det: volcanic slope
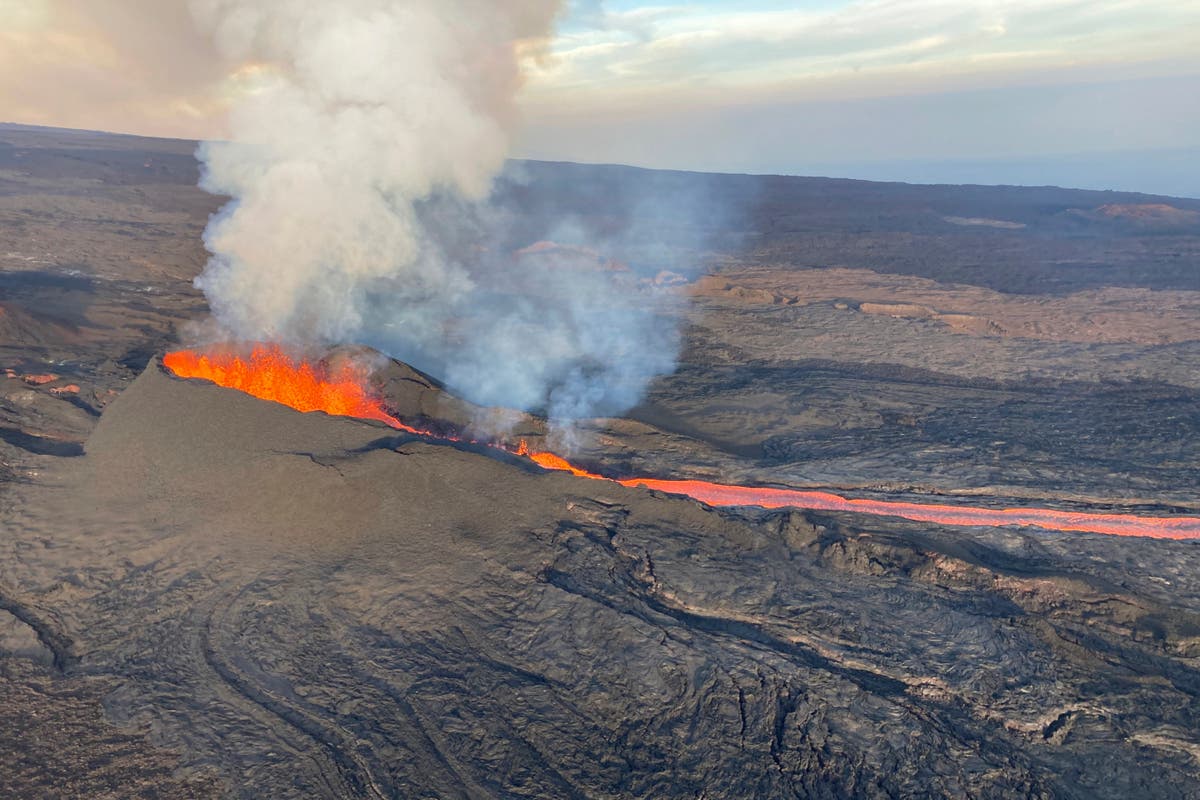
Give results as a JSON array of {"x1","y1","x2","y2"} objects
[{"x1": 3, "y1": 360, "x2": 1200, "y2": 798}]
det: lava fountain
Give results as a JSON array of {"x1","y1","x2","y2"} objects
[
  {"x1": 162, "y1": 345, "x2": 418, "y2": 432},
  {"x1": 163, "y1": 346, "x2": 1200, "y2": 541}
]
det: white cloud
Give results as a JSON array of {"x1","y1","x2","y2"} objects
[{"x1": 523, "y1": 0, "x2": 1200, "y2": 109}]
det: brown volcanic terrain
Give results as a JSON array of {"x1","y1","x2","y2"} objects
[
  {"x1": 2, "y1": 124, "x2": 1200, "y2": 797},
  {"x1": 689, "y1": 268, "x2": 1200, "y2": 345}
]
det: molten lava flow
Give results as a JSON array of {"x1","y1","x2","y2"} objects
[
  {"x1": 515, "y1": 440, "x2": 606, "y2": 478},
  {"x1": 604, "y1": 480, "x2": 1200, "y2": 540},
  {"x1": 162, "y1": 345, "x2": 419, "y2": 432},
  {"x1": 163, "y1": 346, "x2": 1200, "y2": 541},
  {"x1": 501, "y1": 452, "x2": 1200, "y2": 541}
]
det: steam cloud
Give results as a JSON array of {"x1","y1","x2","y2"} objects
[{"x1": 188, "y1": 0, "x2": 681, "y2": 440}]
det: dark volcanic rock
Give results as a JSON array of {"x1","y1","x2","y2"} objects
[
  {"x1": 1, "y1": 362, "x2": 1198, "y2": 798},
  {"x1": 4, "y1": 125, "x2": 1200, "y2": 798}
]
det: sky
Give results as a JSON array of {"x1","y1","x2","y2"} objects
[{"x1": 2, "y1": 0, "x2": 1199, "y2": 196}]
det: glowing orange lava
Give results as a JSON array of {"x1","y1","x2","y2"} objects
[
  {"x1": 162, "y1": 344, "x2": 418, "y2": 432},
  {"x1": 601, "y1": 480, "x2": 1200, "y2": 540},
  {"x1": 164, "y1": 347, "x2": 1200, "y2": 540},
  {"x1": 515, "y1": 440, "x2": 606, "y2": 478}
]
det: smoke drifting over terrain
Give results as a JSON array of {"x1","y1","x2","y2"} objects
[{"x1": 187, "y1": 0, "x2": 681, "y2": 437}]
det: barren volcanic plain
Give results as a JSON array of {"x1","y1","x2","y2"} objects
[{"x1": 3, "y1": 123, "x2": 1200, "y2": 798}]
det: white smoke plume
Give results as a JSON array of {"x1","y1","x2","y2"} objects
[{"x1": 187, "y1": 0, "x2": 683, "y2": 440}]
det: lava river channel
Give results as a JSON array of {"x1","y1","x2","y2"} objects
[{"x1": 162, "y1": 346, "x2": 1200, "y2": 541}]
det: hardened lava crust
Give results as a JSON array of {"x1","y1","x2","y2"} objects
[{"x1": 3, "y1": 124, "x2": 1200, "y2": 798}]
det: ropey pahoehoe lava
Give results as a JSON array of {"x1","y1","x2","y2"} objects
[{"x1": 163, "y1": 344, "x2": 1200, "y2": 540}]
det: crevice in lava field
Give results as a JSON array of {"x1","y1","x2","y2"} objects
[{"x1": 0, "y1": 587, "x2": 76, "y2": 673}]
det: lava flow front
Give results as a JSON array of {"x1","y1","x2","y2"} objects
[{"x1": 163, "y1": 346, "x2": 1200, "y2": 540}]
